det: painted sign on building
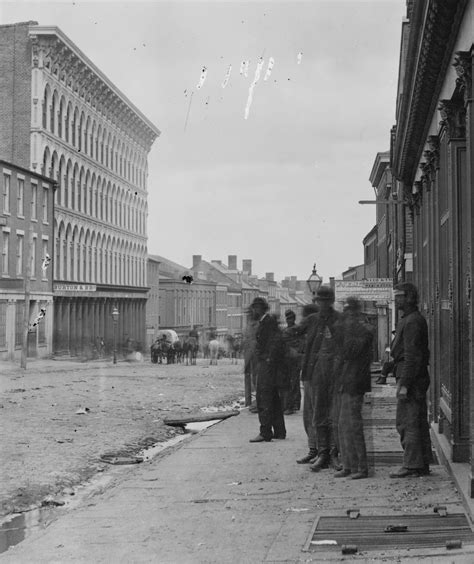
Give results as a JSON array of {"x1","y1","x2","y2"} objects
[{"x1": 335, "y1": 278, "x2": 393, "y2": 306}]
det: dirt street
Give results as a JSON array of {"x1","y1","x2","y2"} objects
[{"x1": 0, "y1": 358, "x2": 245, "y2": 520}]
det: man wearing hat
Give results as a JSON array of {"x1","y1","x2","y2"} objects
[
  {"x1": 389, "y1": 282, "x2": 432, "y2": 477},
  {"x1": 334, "y1": 297, "x2": 374, "y2": 479},
  {"x1": 249, "y1": 297, "x2": 287, "y2": 443},
  {"x1": 306, "y1": 286, "x2": 343, "y2": 472},
  {"x1": 282, "y1": 309, "x2": 303, "y2": 415}
]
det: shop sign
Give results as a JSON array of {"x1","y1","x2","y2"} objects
[
  {"x1": 335, "y1": 278, "x2": 393, "y2": 304},
  {"x1": 54, "y1": 283, "x2": 97, "y2": 292}
]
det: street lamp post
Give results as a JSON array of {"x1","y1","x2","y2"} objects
[
  {"x1": 307, "y1": 263, "x2": 322, "y2": 303},
  {"x1": 111, "y1": 306, "x2": 119, "y2": 364}
]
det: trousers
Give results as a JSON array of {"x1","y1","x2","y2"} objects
[
  {"x1": 311, "y1": 355, "x2": 337, "y2": 456},
  {"x1": 256, "y1": 360, "x2": 285, "y2": 440},
  {"x1": 283, "y1": 360, "x2": 301, "y2": 411},
  {"x1": 396, "y1": 393, "x2": 432, "y2": 469},
  {"x1": 302, "y1": 379, "x2": 317, "y2": 452},
  {"x1": 338, "y1": 393, "x2": 367, "y2": 473}
]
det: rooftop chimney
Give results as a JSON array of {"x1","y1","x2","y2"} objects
[
  {"x1": 265, "y1": 272, "x2": 274, "y2": 282},
  {"x1": 242, "y1": 259, "x2": 252, "y2": 275},
  {"x1": 228, "y1": 255, "x2": 237, "y2": 270},
  {"x1": 192, "y1": 255, "x2": 202, "y2": 268}
]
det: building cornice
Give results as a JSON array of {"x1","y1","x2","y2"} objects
[
  {"x1": 28, "y1": 25, "x2": 161, "y2": 148},
  {"x1": 369, "y1": 151, "x2": 390, "y2": 188},
  {"x1": 393, "y1": 0, "x2": 468, "y2": 185}
]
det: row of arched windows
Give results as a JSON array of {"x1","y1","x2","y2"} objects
[
  {"x1": 43, "y1": 147, "x2": 147, "y2": 235},
  {"x1": 42, "y1": 83, "x2": 148, "y2": 189},
  {"x1": 55, "y1": 220, "x2": 147, "y2": 287}
]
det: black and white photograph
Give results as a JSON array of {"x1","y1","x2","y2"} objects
[{"x1": 1, "y1": 0, "x2": 474, "y2": 561}]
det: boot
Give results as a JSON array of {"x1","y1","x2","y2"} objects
[
  {"x1": 297, "y1": 450, "x2": 318, "y2": 464},
  {"x1": 309, "y1": 454, "x2": 329, "y2": 472},
  {"x1": 334, "y1": 469, "x2": 351, "y2": 478},
  {"x1": 330, "y1": 454, "x2": 343, "y2": 471}
]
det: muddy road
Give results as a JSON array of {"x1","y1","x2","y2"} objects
[{"x1": 0, "y1": 358, "x2": 245, "y2": 519}]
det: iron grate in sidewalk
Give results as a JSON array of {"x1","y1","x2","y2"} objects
[
  {"x1": 305, "y1": 513, "x2": 474, "y2": 552},
  {"x1": 363, "y1": 418, "x2": 395, "y2": 426},
  {"x1": 365, "y1": 450, "x2": 439, "y2": 465}
]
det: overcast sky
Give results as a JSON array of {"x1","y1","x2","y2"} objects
[{"x1": 1, "y1": 0, "x2": 406, "y2": 282}]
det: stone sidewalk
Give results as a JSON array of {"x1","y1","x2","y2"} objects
[{"x1": 2, "y1": 377, "x2": 474, "y2": 563}]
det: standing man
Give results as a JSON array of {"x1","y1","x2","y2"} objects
[
  {"x1": 249, "y1": 297, "x2": 286, "y2": 443},
  {"x1": 389, "y1": 282, "x2": 432, "y2": 478},
  {"x1": 243, "y1": 311, "x2": 258, "y2": 410},
  {"x1": 308, "y1": 286, "x2": 343, "y2": 472},
  {"x1": 282, "y1": 309, "x2": 303, "y2": 415},
  {"x1": 335, "y1": 297, "x2": 374, "y2": 480},
  {"x1": 295, "y1": 303, "x2": 320, "y2": 464}
]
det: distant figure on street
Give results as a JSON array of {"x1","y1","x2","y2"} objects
[
  {"x1": 249, "y1": 297, "x2": 287, "y2": 443},
  {"x1": 389, "y1": 282, "x2": 432, "y2": 478},
  {"x1": 281, "y1": 309, "x2": 303, "y2": 415},
  {"x1": 334, "y1": 297, "x2": 374, "y2": 480},
  {"x1": 376, "y1": 330, "x2": 396, "y2": 385}
]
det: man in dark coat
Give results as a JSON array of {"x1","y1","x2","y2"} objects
[
  {"x1": 281, "y1": 309, "x2": 303, "y2": 415},
  {"x1": 308, "y1": 286, "x2": 343, "y2": 472},
  {"x1": 389, "y1": 282, "x2": 432, "y2": 477},
  {"x1": 334, "y1": 297, "x2": 374, "y2": 480},
  {"x1": 294, "y1": 303, "x2": 320, "y2": 464},
  {"x1": 249, "y1": 297, "x2": 287, "y2": 443}
]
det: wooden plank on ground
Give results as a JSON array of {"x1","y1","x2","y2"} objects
[{"x1": 164, "y1": 410, "x2": 240, "y2": 426}]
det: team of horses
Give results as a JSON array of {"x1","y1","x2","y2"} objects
[
  {"x1": 150, "y1": 334, "x2": 242, "y2": 366},
  {"x1": 150, "y1": 336, "x2": 199, "y2": 365}
]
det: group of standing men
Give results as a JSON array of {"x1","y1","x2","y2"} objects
[{"x1": 247, "y1": 281, "x2": 432, "y2": 480}]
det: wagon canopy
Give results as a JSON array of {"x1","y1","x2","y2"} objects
[{"x1": 156, "y1": 329, "x2": 179, "y2": 344}]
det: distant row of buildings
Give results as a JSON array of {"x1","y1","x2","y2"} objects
[{"x1": 147, "y1": 253, "x2": 316, "y2": 347}]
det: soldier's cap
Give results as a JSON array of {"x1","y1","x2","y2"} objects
[
  {"x1": 393, "y1": 282, "x2": 419, "y2": 302},
  {"x1": 251, "y1": 296, "x2": 269, "y2": 310},
  {"x1": 285, "y1": 309, "x2": 296, "y2": 318},
  {"x1": 315, "y1": 286, "x2": 335, "y2": 302}
]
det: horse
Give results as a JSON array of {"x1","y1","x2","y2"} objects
[
  {"x1": 151, "y1": 339, "x2": 172, "y2": 364},
  {"x1": 150, "y1": 340, "x2": 161, "y2": 364},
  {"x1": 173, "y1": 340, "x2": 183, "y2": 364},
  {"x1": 183, "y1": 336, "x2": 198, "y2": 365},
  {"x1": 209, "y1": 339, "x2": 220, "y2": 365},
  {"x1": 225, "y1": 334, "x2": 242, "y2": 364}
]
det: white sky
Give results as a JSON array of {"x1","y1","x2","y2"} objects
[{"x1": 0, "y1": 0, "x2": 406, "y2": 282}]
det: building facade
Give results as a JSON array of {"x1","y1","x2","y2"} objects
[
  {"x1": 391, "y1": 1, "x2": 474, "y2": 503},
  {"x1": 0, "y1": 22, "x2": 160, "y2": 356},
  {"x1": 0, "y1": 160, "x2": 55, "y2": 361}
]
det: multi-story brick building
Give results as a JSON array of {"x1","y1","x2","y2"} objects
[
  {"x1": 381, "y1": 0, "x2": 474, "y2": 512},
  {"x1": 0, "y1": 160, "x2": 55, "y2": 361},
  {"x1": 0, "y1": 22, "x2": 160, "y2": 355}
]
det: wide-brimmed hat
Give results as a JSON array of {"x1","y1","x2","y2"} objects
[
  {"x1": 251, "y1": 297, "x2": 269, "y2": 311},
  {"x1": 315, "y1": 286, "x2": 335, "y2": 302}
]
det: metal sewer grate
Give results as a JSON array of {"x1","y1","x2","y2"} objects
[{"x1": 306, "y1": 513, "x2": 474, "y2": 552}]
